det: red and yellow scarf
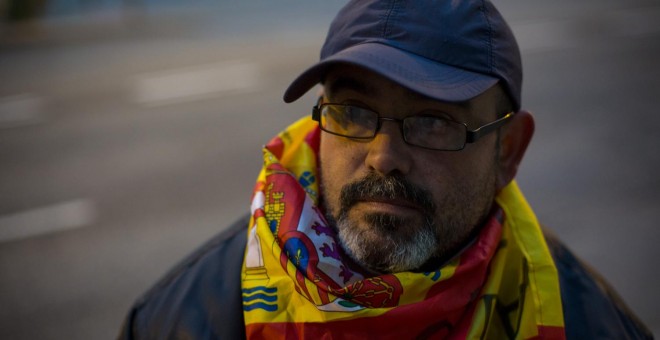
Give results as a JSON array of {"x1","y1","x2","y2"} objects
[{"x1": 242, "y1": 116, "x2": 565, "y2": 339}]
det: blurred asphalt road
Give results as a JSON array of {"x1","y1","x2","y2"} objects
[{"x1": 0, "y1": 0, "x2": 659, "y2": 338}]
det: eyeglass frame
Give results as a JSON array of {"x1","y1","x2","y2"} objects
[{"x1": 311, "y1": 103, "x2": 516, "y2": 151}]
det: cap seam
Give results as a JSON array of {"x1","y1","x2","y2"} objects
[
  {"x1": 480, "y1": 0, "x2": 494, "y2": 75},
  {"x1": 382, "y1": 0, "x2": 401, "y2": 38}
]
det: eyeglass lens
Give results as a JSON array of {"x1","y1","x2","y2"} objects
[{"x1": 320, "y1": 104, "x2": 467, "y2": 150}]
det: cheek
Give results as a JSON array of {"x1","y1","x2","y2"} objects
[
  {"x1": 448, "y1": 138, "x2": 499, "y2": 175},
  {"x1": 320, "y1": 135, "x2": 367, "y2": 173},
  {"x1": 418, "y1": 149, "x2": 496, "y2": 200},
  {"x1": 319, "y1": 136, "x2": 364, "y2": 213}
]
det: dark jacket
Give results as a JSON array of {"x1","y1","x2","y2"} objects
[{"x1": 118, "y1": 215, "x2": 653, "y2": 339}]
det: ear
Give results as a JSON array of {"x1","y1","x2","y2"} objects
[{"x1": 496, "y1": 110, "x2": 535, "y2": 191}]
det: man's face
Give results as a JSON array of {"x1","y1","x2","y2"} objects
[{"x1": 319, "y1": 65, "x2": 503, "y2": 274}]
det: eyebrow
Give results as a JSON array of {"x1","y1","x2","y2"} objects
[{"x1": 325, "y1": 75, "x2": 378, "y2": 98}]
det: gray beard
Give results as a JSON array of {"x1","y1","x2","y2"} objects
[{"x1": 334, "y1": 212, "x2": 438, "y2": 274}]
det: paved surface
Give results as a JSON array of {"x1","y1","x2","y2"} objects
[{"x1": 0, "y1": 0, "x2": 658, "y2": 338}]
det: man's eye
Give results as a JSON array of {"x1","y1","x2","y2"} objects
[
  {"x1": 416, "y1": 116, "x2": 450, "y2": 132},
  {"x1": 341, "y1": 107, "x2": 371, "y2": 126},
  {"x1": 326, "y1": 106, "x2": 347, "y2": 121}
]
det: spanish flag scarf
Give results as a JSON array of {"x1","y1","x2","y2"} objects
[{"x1": 242, "y1": 116, "x2": 566, "y2": 339}]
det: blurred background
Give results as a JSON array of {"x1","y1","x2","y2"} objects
[{"x1": 0, "y1": 0, "x2": 658, "y2": 338}]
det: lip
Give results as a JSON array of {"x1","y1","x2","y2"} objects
[{"x1": 354, "y1": 197, "x2": 423, "y2": 214}]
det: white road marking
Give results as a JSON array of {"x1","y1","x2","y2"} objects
[
  {"x1": 133, "y1": 60, "x2": 260, "y2": 107},
  {"x1": 0, "y1": 199, "x2": 97, "y2": 243},
  {"x1": 0, "y1": 94, "x2": 45, "y2": 129}
]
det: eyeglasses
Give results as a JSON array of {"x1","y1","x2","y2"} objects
[{"x1": 312, "y1": 104, "x2": 515, "y2": 151}]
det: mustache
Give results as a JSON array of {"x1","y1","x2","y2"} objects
[{"x1": 339, "y1": 172, "x2": 436, "y2": 215}]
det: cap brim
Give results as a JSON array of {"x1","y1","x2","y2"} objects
[{"x1": 283, "y1": 42, "x2": 499, "y2": 104}]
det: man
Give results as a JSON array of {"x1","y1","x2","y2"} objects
[{"x1": 119, "y1": 1, "x2": 652, "y2": 339}]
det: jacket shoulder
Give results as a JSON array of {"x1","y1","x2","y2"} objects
[
  {"x1": 118, "y1": 214, "x2": 250, "y2": 340},
  {"x1": 543, "y1": 229, "x2": 653, "y2": 339}
]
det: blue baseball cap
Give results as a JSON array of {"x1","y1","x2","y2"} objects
[{"x1": 283, "y1": 0, "x2": 522, "y2": 111}]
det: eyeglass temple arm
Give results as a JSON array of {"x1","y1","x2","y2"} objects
[
  {"x1": 311, "y1": 94, "x2": 327, "y2": 118},
  {"x1": 465, "y1": 112, "x2": 515, "y2": 143},
  {"x1": 312, "y1": 105, "x2": 322, "y2": 121}
]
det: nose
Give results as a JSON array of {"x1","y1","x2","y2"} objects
[{"x1": 364, "y1": 120, "x2": 413, "y2": 176}]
